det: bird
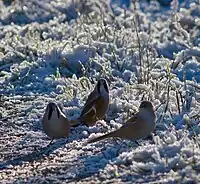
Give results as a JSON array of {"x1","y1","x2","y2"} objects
[
  {"x1": 87, "y1": 101, "x2": 156, "y2": 144},
  {"x1": 42, "y1": 102, "x2": 71, "y2": 145},
  {"x1": 71, "y1": 78, "x2": 110, "y2": 127}
]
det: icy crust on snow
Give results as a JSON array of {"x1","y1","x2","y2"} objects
[{"x1": 0, "y1": 0, "x2": 200, "y2": 183}]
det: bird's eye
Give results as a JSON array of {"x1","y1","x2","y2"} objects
[
  {"x1": 139, "y1": 102, "x2": 146, "y2": 108},
  {"x1": 142, "y1": 104, "x2": 146, "y2": 108}
]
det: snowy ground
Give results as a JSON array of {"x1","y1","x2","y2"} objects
[{"x1": 0, "y1": 0, "x2": 200, "y2": 183}]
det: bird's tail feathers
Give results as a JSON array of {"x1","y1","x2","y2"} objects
[{"x1": 87, "y1": 131, "x2": 114, "y2": 144}]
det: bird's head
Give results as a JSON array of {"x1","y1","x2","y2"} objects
[
  {"x1": 139, "y1": 101, "x2": 154, "y2": 112},
  {"x1": 96, "y1": 78, "x2": 109, "y2": 95},
  {"x1": 45, "y1": 102, "x2": 61, "y2": 120}
]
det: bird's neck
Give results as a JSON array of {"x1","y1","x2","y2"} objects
[
  {"x1": 139, "y1": 108, "x2": 155, "y2": 123},
  {"x1": 98, "y1": 89, "x2": 109, "y2": 98}
]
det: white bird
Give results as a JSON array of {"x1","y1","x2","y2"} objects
[{"x1": 42, "y1": 102, "x2": 71, "y2": 144}]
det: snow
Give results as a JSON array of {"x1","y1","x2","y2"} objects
[{"x1": 0, "y1": 0, "x2": 200, "y2": 183}]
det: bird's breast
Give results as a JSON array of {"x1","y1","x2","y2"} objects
[
  {"x1": 42, "y1": 115, "x2": 70, "y2": 138},
  {"x1": 139, "y1": 110, "x2": 155, "y2": 127}
]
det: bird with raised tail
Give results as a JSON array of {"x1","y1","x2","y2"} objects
[
  {"x1": 71, "y1": 78, "x2": 110, "y2": 127},
  {"x1": 42, "y1": 102, "x2": 71, "y2": 144},
  {"x1": 87, "y1": 101, "x2": 156, "y2": 144}
]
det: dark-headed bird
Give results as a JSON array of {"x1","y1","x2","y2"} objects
[{"x1": 71, "y1": 78, "x2": 110, "y2": 127}]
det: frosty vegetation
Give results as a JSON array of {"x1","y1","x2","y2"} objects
[{"x1": 0, "y1": 0, "x2": 200, "y2": 183}]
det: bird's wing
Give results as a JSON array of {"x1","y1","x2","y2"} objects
[
  {"x1": 71, "y1": 94, "x2": 99, "y2": 127},
  {"x1": 83, "y1": 90, "x2": 98, "y2": 108},
  {"x1": 120, "y1": 112, "x2": 144, "y2": 130},
  {"x1": 123, "y1": 113, "x2": 138, "y2": 124},
  {"x1": 80, "y1": 96, "x2": 100, "y2": 118}
]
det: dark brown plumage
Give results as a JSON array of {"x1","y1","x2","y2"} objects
[{"x1": 71, "y1": 78, "x2": 109, "y2": 127}]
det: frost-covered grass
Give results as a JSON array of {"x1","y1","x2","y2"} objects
[{"x1": 0, "y1": 0, "x2": 200, "y2": 183}]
